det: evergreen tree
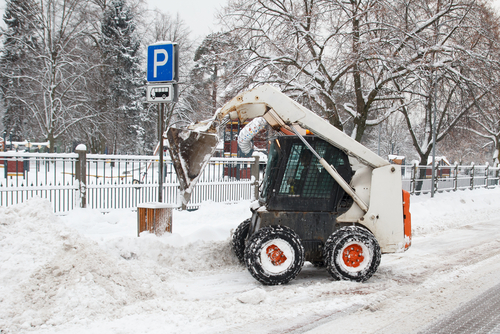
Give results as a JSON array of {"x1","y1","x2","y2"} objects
[
  {"x1": 100, "y1": 0, "x2": 144, "y2": 154},
  {"x1": 0, "y1": 0, "x2": 40, "y2": 141},
  {"x1": 185, "y1": 32, "x2": 248, "y2": 121}
]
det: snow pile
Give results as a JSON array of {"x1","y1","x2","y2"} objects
[
  {"x1": 0, "y1": 199, "x2": 250, "y2": 333},
  {"x1": 236, "y1": 288, "x2": 267, "y2": 304},
  {"x1": 410, "y1": 188, "x2": 500, "y2": 236},
  {"x1": 0, "y1": 198, "x2": 166, "y2": 331},
  {"x1": 1, "y1": 188, "x2": 500, "y2": 333}
]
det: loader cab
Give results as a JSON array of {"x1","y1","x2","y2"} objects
[{"x1": 260, "y1": 136, "x2": 353, "y2": 212}]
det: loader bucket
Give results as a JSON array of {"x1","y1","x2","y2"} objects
[{"x1": 166, "y1": 127, "x2": 219, "y2": 209}]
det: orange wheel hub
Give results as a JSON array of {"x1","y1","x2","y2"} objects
[
  {"x1": 342, "y1": 244, "x2": 364, "y2": 268},
  {"x1": 266, "y1": 244, "x2": 287, "y2": 266}
]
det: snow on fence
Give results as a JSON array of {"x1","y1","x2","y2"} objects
[
  {"x1": 0, "y1": 152, "x2": 258, "y2": 213},
  {"x1": 0, "y1": 151, "x2": 498, "y2": 213}
]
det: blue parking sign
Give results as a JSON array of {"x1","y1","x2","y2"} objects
[{"x1": 147, "y1": 43, "x2": 177, "y2": 82}]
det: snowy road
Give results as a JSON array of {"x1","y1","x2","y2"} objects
[
  {"x1": 309, "y1": 219, "x2": 500, "y2": 334},
  {"x1": 419, "y1": 281, "x2": 500, "y2": 333},
  {"x1": 2, "y1": 188, "x2": 500, "y2": 333}
]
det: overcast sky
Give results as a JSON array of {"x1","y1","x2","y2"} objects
[
  {"x1": 0, "y1": 0, "x2": 498, "y2": 42},
  {"x1": 150, "y1": 0, "x2": 500, "y2": 42},
  {"x1": 160, "y1": 0, "x2": 500, "y2": 42},
  {"x1": 147, "y1": 0, "x2": 226, "y2": 40},
  {"x1": 0, "y1": 0, "x2": 226, "y2": 40}
]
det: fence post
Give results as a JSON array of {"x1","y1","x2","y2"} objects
[
  {"x1": 251, "y1": 155, "x2": 260, "y2": 200},
  {"x1": 470, "y1": 162, "x2": 475, "y2": 190},
  {"x1": 434, "y1": 164, "x2": 439, "y2": 194},
  {"x1": 454, "y1": 162, "x2": 458, "y2": 191},
  {"x1": 411, "y1": 162, "x2": 417, "y2": 195},
  {"x1": 497, "y1": 166, "x2": 500, "y2": 187},
  {"x1": 75, "y1": 145, "x2": 87, "y2": 208},
  {"x1": 485, "y1": 162, "x2": 489, "y2": 188}
]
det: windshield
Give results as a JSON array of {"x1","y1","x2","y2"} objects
[
  {"x1": 260, "y1": 139, "x2": 280, "y2": 201},
  {"x1": 278, "y1": 141, "x2": 346, "y2": 198}
]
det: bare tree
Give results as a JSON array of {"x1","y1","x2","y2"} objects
[
  {"x1": 455, "y1": 4, "x2": 500, "y2": 165},
  {"x1": 218, "y1": 0, "x2": 464, "y2": 142},
  {"x1": 466, "y1": 90, "x2": 500, "y2": 165},
  {"x1": 1, "y1": 0, "x2": 101, "y2": 151},
  {"x1": 394, "y1": 0, "x2": 500, "y2": 185},
  {"x1": 362, "y1": 113, "x2": 416, "y2": 161}
]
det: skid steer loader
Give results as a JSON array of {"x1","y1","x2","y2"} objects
[{"x1": 167, "y1": 84, "x2": 411, "y2": 285}]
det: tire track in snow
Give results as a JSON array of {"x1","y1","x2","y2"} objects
[{"x1": 304, "y1": 219, "x2": 500, "y2": 334}]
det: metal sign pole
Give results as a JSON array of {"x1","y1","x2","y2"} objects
[
  {"x1": 146, "y1": 42, "x2": 178, "y2": 203},
  {"x1": 158, "y1": 103, "x2": 164, "y2": 202}
]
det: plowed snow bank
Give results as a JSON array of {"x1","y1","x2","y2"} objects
[{"x1": 2, "y1": 188, "x2": 500, "y2": 333}]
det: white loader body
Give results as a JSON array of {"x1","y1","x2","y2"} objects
[{"x1": 213, "y1": 84, "x2": 409, "y2": 253}]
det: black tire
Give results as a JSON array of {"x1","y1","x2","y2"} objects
[
  {"x1": 232, "y1": 218, "x2": 251, "y2": 264},
  {"x1": 324, "y1": 226, "x2": 381, "y2": 282},
  {"x1": 244, "y1": 225, "x2": 304, "y2": 285}
]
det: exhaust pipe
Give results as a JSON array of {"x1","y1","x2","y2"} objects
[{"x1": 237, "y1": 117, "x2": 267, "y2": 154}]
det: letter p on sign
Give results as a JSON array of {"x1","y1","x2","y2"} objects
[
  {"x1": 147, "y1": 43, "x2": 177, "y2": 82},
  {"x1": 154, "y1": 49, "x2": 168, "y2": 78}
]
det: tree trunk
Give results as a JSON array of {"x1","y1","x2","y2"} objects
[
  {"x1": 324, "y1": 97, "x2": 343, "y2": 130},
  {"x1": 415, "y1": 153, "x2": 430, "y2": 194},
  {"x1": 351, "y1": 10, "x2": 367, "y2": 143},
  {"x1": 47, "y1": 131, "x2": 55, "y2": 153}
]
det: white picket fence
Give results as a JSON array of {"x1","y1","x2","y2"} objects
[
  {"x1": 0, "y1": 152, "x2": 259, "y2": 213},
  {"x1": 1, "y1": 152, "x2": 498, "y2": 213},
  {"x1": 401, "y1": 163, "x2": 500, "y2": 194}
]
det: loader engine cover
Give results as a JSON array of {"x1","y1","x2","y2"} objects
[{"x1": 260, "y1": 136, "x2": 353, "y2": 213}]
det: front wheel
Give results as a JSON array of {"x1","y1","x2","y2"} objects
[
  {"x1": 325, "y1": 226, "x2": 381, "y2": 282},
  {"x1": 244, "y1": 225, "x2": 304, "y2": 285}
]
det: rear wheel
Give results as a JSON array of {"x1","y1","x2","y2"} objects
[
  {"x1": 325, "y1": 226, "x2": 381, "y2": 282},
  {"x1": 244, "y1": 225, "x2": 304, "y2": 285},
  {"x1": 232, "y1": 218, "x2": 251, "y2": 264}
]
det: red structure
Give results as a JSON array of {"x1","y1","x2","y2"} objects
[
  {"x1": 222, "y1": 120, "x2": 268, "y2": 180},
  {"x1": 223, "y1": 120, "x2": 268, "y2": 157}
]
